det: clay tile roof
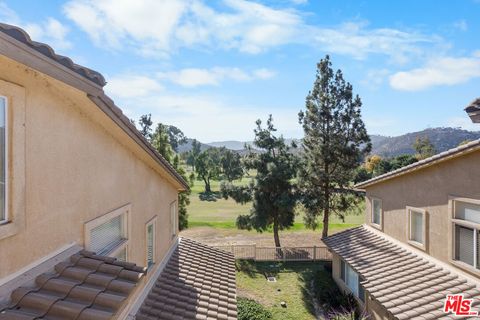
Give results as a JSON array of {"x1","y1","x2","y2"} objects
[
  {"x1": 0, "y1": 23, "x2": 106, "y2": 87},
  {"x1": 0, "y1": 250, "x2": 146, "y2": 320},
  {"x1": 324, "y1": 226, "x2": 480, "y2": 320},
  {"x1": 136, "y1": 238, "x2": 237, "y2": 320},
  {"x1": 355, "y1": 139, "x2": 480, "y2": 189}
]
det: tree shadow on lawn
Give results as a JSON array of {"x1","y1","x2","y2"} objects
[{"x1": 236, "y1": 260, "x2": 329, "y2": 317}]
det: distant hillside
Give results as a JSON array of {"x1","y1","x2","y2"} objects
[
  {"x1": 370, "y1": 127, "x2": 480, "y2": 157},
  {"x1": 179, "y1": 127, "x2": 480, "y2": 157},
  {"x1": 206, "y1": 141, "x2": 253, "y2": 150},
  {"x1": 177, "y1": 139, "x2": 212, "y2": 153}
]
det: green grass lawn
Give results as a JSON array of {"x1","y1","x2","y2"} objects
[
  {"x1": 236, "y1": 260, "x2": 330, "y2": 320},
  {"x1": 187, "y1": 177, "x2": 364, "y2": 233}
]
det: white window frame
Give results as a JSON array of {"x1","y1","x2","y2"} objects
[
  {"x1": 84, "y1": 204, "x2": 130, "y2": 259},
  {"x1": 170, "y1": 201, "x2": 177, "y2": 238},
  {"x1": 0, "y1": 95, "x2": 8, "y2": 225},
  {"x1": 370, "y1": 197, "x2": 382, "y2": 229},
  {"x1": 406, "y1": 206, "x2": 427, "y2": 250},
  {"x1": 450, "y1": 197, "x2": 480, "y2": 272},
  {"x1": 146, "y1": 216, "x2": 157, "y2": 268}
]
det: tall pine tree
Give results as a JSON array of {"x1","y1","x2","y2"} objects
[
  {"x1": 221, "y1": 115, "x2": 297, "y2": 247},
  {"x1": 298, "y1": 55, "x2": 371, "y2": 238}
]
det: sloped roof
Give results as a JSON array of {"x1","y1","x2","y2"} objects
[
  {"x1": 355, "y1": 139, "x2": 480, "y2": 189},
  {"x1": 0, "y1": 23, "x2": 105, "y2": 87},
  {"x1": 324, "y1": 226, "x2": 480, "y2": 320},
  {"x1": 0, "y1": 23, "x2": 189, "y2": 190},
  {"x1": 136, "y1": 238, "x2": 237, "y2": 320},
  {"x1": 0, "y1": 250, "x2": 146, "y2": 320}
]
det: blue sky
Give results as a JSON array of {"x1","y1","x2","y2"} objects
[{"x1": 1, "y1": 0, "x2": 479, "y2": 142}]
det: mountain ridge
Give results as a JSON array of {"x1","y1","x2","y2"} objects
[{"x1": 180, "y1": 127, "x2": 480, "y2": 158}]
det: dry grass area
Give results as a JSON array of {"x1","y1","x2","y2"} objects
[{"x1": 181, "y1": 227, "x2": 326, "y2": 247}]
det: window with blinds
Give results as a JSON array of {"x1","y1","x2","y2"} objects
[
  {"x1": 407, "y1": 207, "x2": 426, "y2": 248},
  {"x1": 90, "y1": 214, "x2": 126, "y2": 256},
  {"x1": 0, "y1": 97, "x2": 6, "y2": 223},
  {"x1": 146, "y1": 219, "x2": 156, "y2": 268},
  {"x1": 340, "y1": 259, "x2": 364, "y2": 301},
  {"x1": 453, "y1": 200, "x2": 480, "y2": 270},
  {"x1": 372, "y1": 198, "x2": 382, "y2": 226}
]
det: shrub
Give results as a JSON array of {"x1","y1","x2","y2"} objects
[
  {"x1": 237, "y1": 297, "x2": 272, "y2": 320},
  {"x1": 312, "y1": 271, "x2": 365, "y2": 319}
]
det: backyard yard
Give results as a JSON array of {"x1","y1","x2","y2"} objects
[
  {"x1": 181, "y1": 177, "x2": 364, "y2": 246},
  {"x1": 236, "y1": 260, "x2": 326, "y2": 320}
]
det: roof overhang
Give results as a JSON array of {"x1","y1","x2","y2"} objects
[{"x1": 466, "y1": 104, "x2": 480, "y2": 123}]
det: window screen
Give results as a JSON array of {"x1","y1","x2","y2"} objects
[
  {"x1": 410, "y1": 210, "x2": 424, "y2": 244},
  {"x1": 147, "y1": 222, "x2": 155, "y2": 268},
  {"x1": 90, "y1": 215, "x2": 125, "y2": 255},
  {"x1": 0, "y1": 97, "x2": 5, "y2": 222},
  {"x1": 372, "y1": 199, "x2": 381, "y2": 225},
  {"x1": 340, "y1": 260, "x2": 345, "y2": 281},
  {"x1": 455, "y1": 224, "x2": 474, "y2": 266}
]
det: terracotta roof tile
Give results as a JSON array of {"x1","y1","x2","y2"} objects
[
  {"x1": 136, "y1": 238, "x2": 237, "y2": 320},
  {"x1": 324, "y1": 226, "x2": 480, "y2": 319},
  {"x1": 0, "y1": 250, "x2": 146, "y2": 320}
]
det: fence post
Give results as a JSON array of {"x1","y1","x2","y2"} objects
[
  {"x1": 313, "y1": 246, "x2": 316, "y2": 261},
  {"x1": 283, "y1": 248, "x2": 286, "y2": 263},
  {"x1": 253, "y1": 244, "x2": 256, "y2": 261},
  {"x1": 231, "y1": 244, "x2": 234, "y2": 257}
]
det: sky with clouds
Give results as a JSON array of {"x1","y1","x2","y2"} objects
[{"x1": 1, "y1": 0, "x2": 479, "y2": 142}]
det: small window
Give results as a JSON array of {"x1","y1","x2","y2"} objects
[
  {"x1": 0, "y1": 97, "x2": 6, "y2": 224},
  {"x1": 452, "y1": 199, "x2": 480, "y2": 270},
  {"x1": 85, "y1": 205, "x2": 129, "y2": 259},
  {"x1": 146, "y1": 217, "x2": 157, "y2": 268},
  {"x1": 340, "y1": 259, "x2": 364, "y2": 302},
  {"x1": 170, "y1": 201, "x2": 177, "y2": 237},
  {"x1": 407, "y1": 207, "x2": 427, "y2": 249},
  {"x1": 371, "y1": 198, "x2": 382, "y2": 227}
]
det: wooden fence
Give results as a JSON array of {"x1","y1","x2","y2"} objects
[{"x1": 214, "y1": 244, "x2": 331, "y2": 262}]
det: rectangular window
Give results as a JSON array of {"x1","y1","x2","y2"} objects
[
  {"x1": 171, "y1": 201, "x2": 177, "y2": 237},
  {"x1": 407, "y1": 207, "x2": 426, "y2": 249},
  {"x1": 85, "y1": 205, "x2": 129, "y2": 259},
  {"x1": 0, "y1": 97, "x2": 6, "y2": 223},
  {"x1": 452, "y1": 199, "x2": 480, "y2": 270},
  {"x1": 371, "y1": 198, "x2": 382, "y2": 226},
  {"x1": 146, "y1": 217, "x2": 157, "y2": 268},
  {"x1": 340, "y1": 259, "x2": 364, "y2": 302}
]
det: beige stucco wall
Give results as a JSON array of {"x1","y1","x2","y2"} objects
[
  {"x1": 0, "y1": 55, "x2": 180, "y2": 279},
  {"x1": 364, "y1": 150, "x2": 480, "y2": 275}
]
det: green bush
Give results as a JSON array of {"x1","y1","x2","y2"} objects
[
  {"x1": 237, "y1": 297, "x2": 272, "y2": 320},
  {"x1": 312, "y1": 271, "x2": 359, "y2": 317}
]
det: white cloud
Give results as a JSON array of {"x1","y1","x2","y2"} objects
[
  {"x1": 361, "y1": 68, "x2": 390, "y2": 89},
  {"x1": 453, "y1": 20, "x2": 468, "y2": 31},
  {"x1": 24, "y1": 18, "x2": 72, "y2": 50},
  {"x1": 389, "y1": 53, "x2": 480, "y2": 91},
  {"x1": 0, "y1": 3, "x2": 71, "y2": 50},
  {"x1": 157, "y1": 67, "x2": 276, "y2": 87},
  {"x1": 63, "y1": 0, "x2": 438, "y2": 61},
  {"x1": 105, "y1": 75, "x2": 163, "y2": 98}
]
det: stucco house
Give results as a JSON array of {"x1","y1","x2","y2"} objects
[
  {"x1": 0, "y1": 23, "x2": 237, "y2": 320},
  {"x1": 324, "y1": 109, "x2": 480, "y2": 319}
]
